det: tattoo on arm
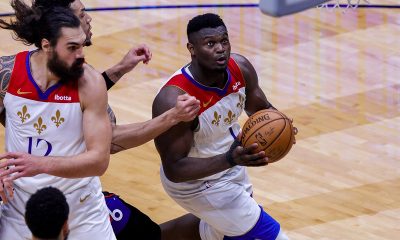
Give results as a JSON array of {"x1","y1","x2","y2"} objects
[
  {"x1": 107, "y1": 104, "x2": 117, "y2": 125},
  {"x1": 107, "y1": 70, "x2": 123, "y2": 83},
  {"x1": 0, "y1": 55, "x2": 15, "y2": 100}
]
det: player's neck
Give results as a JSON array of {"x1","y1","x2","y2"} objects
[
  {"x1": 189, "y1": 63, "x2": 227, "y2": 89},
  {"x1": 30, "y1": 50, "x2": 61, "y2": 92}
]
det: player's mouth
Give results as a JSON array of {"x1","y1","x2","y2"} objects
[{"x1": 216, "y1": 55, "x2": 227, "y2": 65}]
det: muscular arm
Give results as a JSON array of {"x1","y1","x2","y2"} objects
[
  {"x1": 0, "y1": 55, "x2": 15, "y2": 201},
  {"x1": 153, "y1": 87, "x2": 267, "y2": 183},
  {"x1": 153, "y1": 87, "x2": 232, "y2": 182},
  {"x1": 0, "y1": 55, "x2": 16, "y2": 113},
  {"x1": 231, "y1": 53, "x2": 276, "y2": 115},
  {"x1": 42, "y1": 65, "x2": 111, "y2": 177},
  {"x1": 111, "y1": 94, "x2": 199, "y2": 153}
]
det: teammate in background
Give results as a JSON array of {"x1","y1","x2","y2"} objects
[
  {"x1": 25, "y1": 187, "x2": 70, "y2": 240},
  {"x1": 0, "y1": 1, "x2": 115, "y2": 239},
  {"x1": 153, "y1": 13, "x2": 293, "y2": 239},
  {"x1": 34, "y1": 0, "x2": 152, "y2": 88}
]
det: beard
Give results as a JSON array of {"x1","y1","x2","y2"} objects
[{"x1": 47, "y1": 51, "x2": 85, "y2": 84}]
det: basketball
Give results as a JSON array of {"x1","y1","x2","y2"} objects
[{"x1": 241, "y1": 109, "x2": 296, "y2": 163}]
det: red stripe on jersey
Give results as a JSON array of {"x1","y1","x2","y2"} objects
[
  {"x1": 164, "y1": 58, "x2": 246, "y2": 114},
  {"x1": 8, "y1": 51, "x2": 80, "y2": 103}
]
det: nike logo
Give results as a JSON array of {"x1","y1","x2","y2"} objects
[
  {"x1": 80, "y1": 193, "x2": 91, "y2": 203},
  {"x1": 203, "y1": 96, "x2": 213, "y2": 108},
  {"x1": 17, "y1": 88, "x2": 32, "y2": 95}
]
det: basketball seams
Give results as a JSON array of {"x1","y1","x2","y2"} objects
[
  {"x1": 241, "y1": 109, "x2": 295, "y2": 163},
  {"x1": 263, "y1": 117, "x2": 287, "y2": 157},
  {"x1": 242, "y1": 117, "x2": 286, "y2": 149},
  {"x1": 271, "y1": 119, "x2": 294, "y2": 162}
]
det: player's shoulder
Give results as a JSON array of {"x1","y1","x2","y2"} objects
[
  {"x1": 79, "y1": 64, "x2": 104, "y2": 88},
  {"x1": 0, "y1": 55, "x2": 17, "y2": 99},
  {"x1": 231, "y1": 53, "x2": 252, "y2": 69},
  {"x1": 78, "y1": 64, "x2": 107, "y2": 107},
  {"x1": 0, "y1": 55, "x2": 17, "y2": 70},
  {"x1": 83, "y1": 63, "x2": 102, "y2": 80},
  {"x1": 156, "y1": 67, "x2": 187, "y2": 100},
  {"x1": 230, "y1": 53, "x2": 257, "y2": 82}
]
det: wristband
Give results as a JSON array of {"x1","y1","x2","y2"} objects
[
  {"x1": 226, "y1": 139, "x2": 241, "y2": 167},
  {"x1": 102, "y1": 71, "x2": 115, "y2": 90}
]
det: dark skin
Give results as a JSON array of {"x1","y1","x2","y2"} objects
[{"x1": 153, "y1": 25, "x2": 275, "y2": 184}]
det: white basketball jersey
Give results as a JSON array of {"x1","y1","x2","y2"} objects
[
  {"x1": 4, "y1": 51, "x2": 93, "y2": 194},
  {"x1": 163, "y1": 58, "x2": 246, "y2": 180}
]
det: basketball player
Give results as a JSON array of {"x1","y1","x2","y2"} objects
[
  {"x1": 153, "y1": 13, "x2": 292, "y2": 240},
  {"x1": 31, "y1": 0, "x2": 201, "y2": 153},
  {"x1": 25, "y1": 187, "x2": 70, "y2": 240},
  {"x1": 15, "y1": 1, "x2": 202, "y2": 239},
  {"x1": 0, "y1": 2, "x2": 116, "y2": 239}
]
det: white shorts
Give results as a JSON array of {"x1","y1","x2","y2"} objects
[
  {"x1": 0, "y1": 177, "x2": 116, "y2": 240},
  {"x1": 161, "y1": 166, "x2": 261, "y2": 240}
]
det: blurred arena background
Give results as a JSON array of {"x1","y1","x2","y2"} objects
[{"x1": 1, "y1": 1, "x2": 399, "y2": 239}]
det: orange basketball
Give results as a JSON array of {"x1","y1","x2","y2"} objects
[{"x1": 241, "y1": 109, "x2": 296, "y2": 163}]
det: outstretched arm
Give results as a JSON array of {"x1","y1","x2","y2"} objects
[
  {"x1": 104, "y1": 44, "x2": 152, "y2": 88},
  {"x1": 111, "y1": 94, "x2": 200, "y2": 153}
]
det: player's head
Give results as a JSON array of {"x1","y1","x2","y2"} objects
[
  {"x1": 0, "y1": 1, "x2": 86, "y2": 82},
  {"x1": 25, "y1": 187, "x2": 70, "y2": 240},
  {"x1": 186, "y1": 13, "x2": 230, "y2": 72},
  {"x1": 33, "y1": 0, "x2": 93, "y2": 46}
]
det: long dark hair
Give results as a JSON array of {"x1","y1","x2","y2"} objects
[{"x1": 0, "y1": 0, "x2": 80, "y2": 48}]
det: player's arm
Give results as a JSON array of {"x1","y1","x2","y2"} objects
[
  {"x1": 0, "y1": 55, "x2": 16, "y2": 115},
  {"x1": 231, "y1": 53, "x2": 276, "y2": 116},
  {"x1": 0, "y1": 55, "x2": 15, "y2": 202},
  {"x1": 234, "y1": 53, "x2": 298, "y2": 141},
  {"x1": 0, "y1": 65, "x2": 111, "y2": 179},
  {"x1": 103, "y1": 44, "x2": 152, "y2": 89},
  {"x1": 110, "y1": 94, "x2": 199, "y2": 153},
  {"x1": 153, "y1": 87, "x2": 268, "y2": 183}
]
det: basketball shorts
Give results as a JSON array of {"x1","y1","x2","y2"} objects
[
  {"x1": 103, "y1": 191, "x2": 161, "y2": 240},
  {"x1": 0, "y1": 177, "x2": 116, "y2": 240},
  {"x1": 161, "y1": 166, "x2": 282, "y2": 240}
]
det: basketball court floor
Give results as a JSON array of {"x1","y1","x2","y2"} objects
[{"x1": 0, "y1": 1, "x2": 399, "y2": 239}]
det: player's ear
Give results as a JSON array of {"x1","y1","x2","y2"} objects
[
  {"x1": 41, "y1": 38, "x2": 51, "y2": 53},
  {"x1": 187, "y1": 42, "x2": 195, "y2": 56},
  {"x1": 62, "y1": 220, "x2": 69, "y2": 238}
]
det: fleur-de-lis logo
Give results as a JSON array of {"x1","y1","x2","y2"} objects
[
  {"x1": 237, "y1": 95, "x2": 245, "y2": 109},
  {"x1": 17, "y1": 105, "x2": 30, "y2": 123},
  {"x1": 224, "y1": 110, "x2": 236, "y2": 125},
  {"x1": 211, "y1": 111, "x2": 221, "y2": 126},
  {"x1": 51, "y1": 110, "x2": 64, "y2": 127},
  {"x1": 33, "y1": 117, "x2": 47, "y2": 134}
]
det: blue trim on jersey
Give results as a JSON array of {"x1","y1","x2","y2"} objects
[
  {"x1": 223, "y1": 206, "x2": 280, "y2": 240},
  {"x1": 26, "y1": 51, "x2": 61, "y2": 101},
  {"x1": 229, "y1": 127, "x2": 237, "y2": 140},
  {"x1": 181, "y1": 66, "x2": 231, "y2": 97}
]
